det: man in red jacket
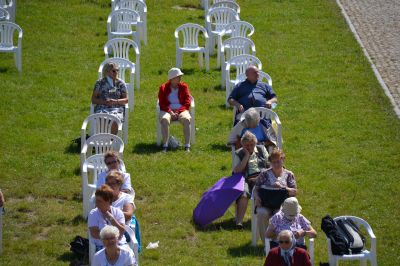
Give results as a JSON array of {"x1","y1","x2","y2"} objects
[{"x1": 158, "y1": 68, "x2": 192, "y2": 152}]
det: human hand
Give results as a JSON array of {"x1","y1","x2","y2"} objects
[
  {"x1": 265, "y1": 101, "x2": 272, "y2": 109},
  {"x1": 237, "y1": 104, "x2": 244, "y2": 113},
  {"x1": 170, "y1": 111, "x2": 179, "y2": 121},
  {"x1": 255, "y1": 197, "x2": 262, "y2": 208},
  {"x1": 294, "y1": 229, "x2": 305, "y2": 239},
  {"x1": 273, "y1": 182, "x2": 284, "y2": 188}
]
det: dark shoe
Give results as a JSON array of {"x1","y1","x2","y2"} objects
[
  {"x1": 161, "y1": 146, "x2": 168, "y2": 153},
  {"x1": 185, "y1": 147, "x2": 190, "y2": 152},
  {"x1": 236, "y1": 223, "x2": 243, "y2": 230}
]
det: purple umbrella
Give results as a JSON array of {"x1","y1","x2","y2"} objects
[{"x1": 193, "y1": 173, "x2": 245, "y2": 227}]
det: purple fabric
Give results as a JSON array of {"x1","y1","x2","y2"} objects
[
  {"x1": 193, "y1": 173, "x2": 245, "y2": 227},
  {"x1": 270, "y1": 210, "x2": 311, "y2": 245}
]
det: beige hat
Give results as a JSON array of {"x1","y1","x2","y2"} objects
[
  {"x1": 281, "y1": 197, "x2": 302, "y2": 219},
  {"x1": 168, "y1": 67, "x2": 184, "y2": 80}
]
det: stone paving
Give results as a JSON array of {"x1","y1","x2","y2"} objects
[{"x1": 338, "y1": 0, "x2": 400, "y2": 115}]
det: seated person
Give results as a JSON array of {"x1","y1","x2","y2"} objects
[
  {"x1": 93, "y1": 225, "x2": 137, "y2": 266},
  {"x1": 228, "y1": 65, "x2": 277, "y2": 123},
  {"x1": 232, "y1": 131, "x2": 269, "y2": 228},
  {"x1": 89, "y1": 185, "x2": 127, "y2": 251},
  {"x1": 266, "y1": 197, "x2": 317, "y2": 249},
  {"x1": 254, "y1": 149, "x2": 297, "y2": 243},
  {"x1": 158, "y1": 67, "x2": 192, "y2": 152},
  {"x1": 264, "y1": 230, "x2": 312, "y2": 266},
  {"x1": 227, "y1": 107, "x2": 277, "y2": 151},
  {"x1": 91, "y1": 62, "x2": 128, "y2": 134},
  {"x1": 96, "y1": 151, "x2": 133, "y2": 195}
]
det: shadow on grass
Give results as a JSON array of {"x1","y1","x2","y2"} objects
[
  {"x1": 209, "y1": 143, "x2": 230, "y2": 152},
  {"x1": 71, "y1": 215, "x2": 86, "y2": 226},
  {"x1": 64, "y1": 140, "x2": 80, "y2": 154},
  {"x1": 194, "y1": 218, "x2": 251, "y2": 232},
  {"x1": 227, "y1": 241, "x2": 265, "y2": 257},
  {"x1": 0, "y1": 67, "x2": 9, "y2": 73},
  {"x1": 132, "y1": 143, "x2": 161, "y2": 154},
  {"x1": 180, "y1": 68, "x2": 195, "y2": 75},
  {"x1": 213, "y1": 84, "x2": 223, "y2": 91},
  {"x1": 57, "y1": 251, "x2": 87, "y2": 266}
]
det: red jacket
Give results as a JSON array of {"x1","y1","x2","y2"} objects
[
  {"x1": 264, "y1": 247, "x2": 311, "y2": 266},
  {"x1": 158, "y1": 81, "x2": 191, "y2": 113}
]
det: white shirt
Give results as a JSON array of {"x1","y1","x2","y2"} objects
[
  {"x1": 92, "y1": 245, "x2": 137, "y2": 266},
  {"x1": 88, "y1": 206, "x2": 126, "y2": 247},
  {"x1": 168, "y1": 88, "x2": 182, "y2": 110},
  {"x1": 112, "y1": 193, "x2": 135, "y2": 225}
]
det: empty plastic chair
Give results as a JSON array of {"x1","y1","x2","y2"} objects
[
  {"x1": 175, "y1": 23, "x2": 209, "y2": 71},
  {"x1": 0, "y1": 21, "x2": 22, "y2": 71},
  {"x1": 224, "y1": 20, "x2": 254, "y2": 39},
  {"x1": 220, "y1": 37, "x2": 256, "y2": 88},
  {"x1": 0, "y1": 0, "x2": 14, "y2": 21},
  {"x1": 107, "y1": 9, "x2": 142, "y2": 51},
  {"x1": 205, "y1": 7, "x2": 239, "y2": 67},
  {"x1": 209, "y1": 1, "x2": 240, "y2": 15},
  {"x1": 104, "y1": 38, "x2": 141, "y2": 91},
  {"x1": 225, "y1": 54, "x2": 262, "y2": 107},
  {"x1": 115, "y1": 0, "x2": 147, "y2": 45}
]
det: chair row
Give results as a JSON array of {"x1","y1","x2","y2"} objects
[
  {"x1": 0, "y1": 0, "x2": 15, "y2": 22},
  {"x1": 0, "y1": 21, "x2": 22, "y2": 71}
]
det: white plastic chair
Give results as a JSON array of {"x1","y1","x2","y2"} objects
[
  {"x1": 225, "y1": 54, "x2": 262, "y2": 107},
  {"x1": 202, "y1": 0, "x2": 236, "y2": 12},
  {"x1": 230, "y1": 107, "x2": 282, "y2": 163},
  {"x1": 0, "y1": 21, "x2": 22, "y2": 71},
  {"x1": 175, "y1": 23, "x2": 209, "y2": 71},
  {"x1": 223, "y1": 20, "x2": 254, "y2": 39},
  {"x1": 209, "y1": 1, "x2": 240, "y2": 15},
  {"x1": 156, "y1": 97, "x2": 196, "y2": 146},
  {"x1": 104, "y1": 38, "x2": 141, "y2": 91},
  {"x1": 80, "y1": 133, "x2": 124, "y2": 173},
  {"x1": 327, "y1": 216, "x2": 377, "y2": 266},
  {"x1": 115, "y1": 0, "x2": 147, "y2": 45},
  {"x1": 81, "y1": 154, "x2": 127, "y2": 218},
  {"x1": 220, "y1": 37, "x2": 256, "y2": 88},
  {"x1": 205, "y1": 7, "x2": 239, "y2": 67},
  {"x1": 99, "y1": 57, "x2": 136, "y2": 112},
  {"x1": 0, "y1": 7, "x2": 9, "y2": 21},
  {"x1": 81, "y1": 113, "x2": 123, "y2": 151},
  {"x1": 264, "y1": 236, "x2": 315, "y2": 265},
  {"x1": 0, "y1": 0, "x2": 14, "y2": 21},
  {"x1": 107, "y1": 9, "x2": 142, "y2": 51},
  {"x1": 236, "y1": 70, "x2": 272, "y2": 88}
]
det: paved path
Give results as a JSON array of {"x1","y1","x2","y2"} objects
[{"x1": 337, "y1": 0, "x2": 400, "y2": 117}]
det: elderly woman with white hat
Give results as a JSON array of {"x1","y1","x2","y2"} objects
[
  {"x1": 265, "y1": 197, "x2": 317, "y2": 249},
  {"x1": 158, "y1": 67, "x2": 192, "y2": 152}
]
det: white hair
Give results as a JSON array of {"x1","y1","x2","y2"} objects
[
  {"x1": 244, "y1": 108, "x2": 260, "y2": 126},
  {"x1": 278, "y1": 230, "x2": 293, "y2": 242},
  {"x1": 100, "y1": 225, "x2": 120, "y2": 240}
]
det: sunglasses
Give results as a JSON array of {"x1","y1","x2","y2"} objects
[
  {"x1": 105, "y1": 160, "x2": 118, "y2": 165},
  {"x1": 279, "y1": 240, "x2": 291, "y2": 244},
  {"x1": 111, "y1": 69, "x2": 119, "y2": 73}
]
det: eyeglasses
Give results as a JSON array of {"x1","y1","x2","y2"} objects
[
  {"x1": 279, "y1": 240, "x2": 291, "y2": 244},
  {"x1": 106, "y1": 181, "x2": 119, "y2": 187},
  {"x1": 105, "y1": 160, "x2": 118, "y2": 166},
  {"x1": 111, "y1": 69, "x2": 119, "y2": 73}
]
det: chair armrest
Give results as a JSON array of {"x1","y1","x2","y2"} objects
[{"x1": 264, "y1": 237, "x2": 271, "y2": 256}]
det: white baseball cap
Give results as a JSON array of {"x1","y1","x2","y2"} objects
[{"x1": 168, "y1": 67, "x2": 184, "y2": 80}]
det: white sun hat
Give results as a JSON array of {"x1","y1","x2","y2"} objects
[{"x1": 168, "y1": 67, "x2": 184, "y2": 80}]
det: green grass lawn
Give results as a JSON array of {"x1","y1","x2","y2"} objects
[{"x1": 0, "y1": 0, "x2": 399, "y2": 265}]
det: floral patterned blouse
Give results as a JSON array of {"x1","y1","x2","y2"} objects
[
  {"x1": 93, "y1": 77, "x2": 127, "y2": 113},
  {"x1": 270, "y1": 210, "x2": 311, "y2": 245},
  {"x1": 255, "y1": 168, "x2": 296, "y2": 189}
]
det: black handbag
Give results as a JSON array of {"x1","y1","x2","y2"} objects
[{"x1": 258, "y1": 188, "x2": 288, "y2": 209}]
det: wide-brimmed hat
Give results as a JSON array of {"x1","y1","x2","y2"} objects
[
  {"x1": 281, "y1": 197, "x2": 302, "y2": 219},
  {"x1": 168, "y1": 67, "x2": 184, "y2": 80}
]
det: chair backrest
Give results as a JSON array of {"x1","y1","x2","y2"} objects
[
  {"x1": 237, "y1": 70, "x2": 272, "y2": 86},
  {"x1": 83, "y1": 113, "x2": 122, "y2": 135},
  {"x1": 84, "y1": 133, "x2": 124, "y2": 156},
  {"x1": 224, "y1": 20, "x2": 254, "y2": 38},
  {"x1": 0, "y1": 7, "x2": 9, "y2": 21},
  {"x1": 104, "y1": 38, "x2": 139, "y2": 63},
  {"x1": 116, "y1": 0, "x2": 147, "y2": 18},
  {"x1": 214, "y1": 0, "x2": 235, "y2": 3},
  {"x1": 108, "y1": 9, "x2": 140, "y2": 33},
  {"x1": 333, "y1": 216, "x2": 373, "y2": 233},
  {"x1": 222, "y1": 37, "x2": 255, "y2": 62},
  {"x1": 226, "y1": 54, "x2": 262, "y2": 82},
  {"x1": 82, "y1": 154, "x2": 127, "y2": 184},
  {"x1": 206, "y1": 7, "x2": 239, "y2": 33},
  {"x1": 209, "y1": 1, "x2": 240, "y2": 14},
  {"x1": 175, "y1": 23, "x2": 208, "y2": 49},
  {"x1": 98, "y1": 57, "x2": 135, "y2": 84},
  {"x1": 0, "y1": 21, "x2": 22, "y2": 47}
]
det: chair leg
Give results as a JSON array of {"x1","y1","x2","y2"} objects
[
  {"x1": 16, "y1": 50, "x2": 22, "y2": 72},
  {"x1": 205, "y1": 50, "x2": 209, "y2": 71},
  {"x1": 251, "y1": 200, "x2": 258, "y2": 246},
  {"x1": 216, "y1": 36, "x2": 222, "y2": 68},
  {"x1": 176, "y1": 51, "x2": 182, "y2": 68},
  {"x1": 370, "y1": 255, "x2": 377, "y2": 266},
  {"x1": 198, "y1": 52, "x2": 203, "y2": 68}
]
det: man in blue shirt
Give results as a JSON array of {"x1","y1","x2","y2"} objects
[{"x1": 228, "y1": 66, "x2": 277, "y2": 121}]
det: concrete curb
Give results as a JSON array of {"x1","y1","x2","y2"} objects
[{"x1": 336, "y1": 0, "x2": 400, "y2": 118}]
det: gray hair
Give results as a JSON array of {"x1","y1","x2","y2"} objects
[
  {"x1": 244, "y1": 108, "x2": 260, "y2": 126},
  {"x1": 100, "y1": 225, "x2": 120, "y2": 240},
  {"x1": 278, "y1": 230, "x2": 293, "y2": 242},
  {"x1": 241, "y1": 131, "x2": 257, "y2": 145},
  {"x1": 245, "y1": 65, "x2": 259, "y2": 76},
  {"x1": 102, "y1": 62, "x2": 118, "y2": 78}
]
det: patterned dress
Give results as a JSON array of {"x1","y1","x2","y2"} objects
[{"x1": 93, "y1": 77, "x2": 127, "y2": 122}]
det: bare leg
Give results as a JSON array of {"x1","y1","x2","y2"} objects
[
  {"x1": 111, "y1": 122, "x2": 118, "y2": 135},
  {"x1": 236, "y1": 196, "x2": 248, "y2": 224},
  {"x1": 182, "y1": 119, "x2": 191, "y2": 146},
  {"x1": 160, "y1": 119, "x2": 170, "y2": 146}
]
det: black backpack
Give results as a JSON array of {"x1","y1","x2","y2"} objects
[
  {"x1": 70, "y1": 235, "x2": 89, "y2": 261},
  {"x1": 321, "y1": 215, "x2": 366, "y2": 255}
]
